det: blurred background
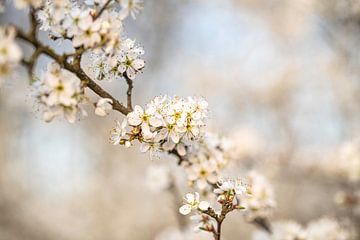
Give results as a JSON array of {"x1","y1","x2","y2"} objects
[{"x1": 0, "y1": 0, "x2": 360, "y2": 239}]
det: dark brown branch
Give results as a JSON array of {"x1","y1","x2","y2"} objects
[
  {"x1": 93, "y1": 0, "x2": 113, "y2": 20},
  {"x1": 16, "y1": 30, "x2": 131, "y2": 115},
  {"x1": 253, "y1": 217, "x2": 272, "y2": 234},
  {"x1": 124, "y1": 74, "x2": 134, "y2": 111}
]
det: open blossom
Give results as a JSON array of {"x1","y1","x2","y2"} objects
[
  {"x1": 184, "y1": 132, "x2": 231, "y2": 191},
  {"x1": 307, "y1": 218, "x2": 355, "y2": 240},
  {"x1": 110, "y1": 95, "x2": 208, "y2": 156},
  {"x1": 90, "y1": 38, "x2": 145, "y2": 81},
  {"x1": 253, "y1": 221, "x2": 307, "y2": 240},
  {"x1": 109, "y1": 119, "x2": 129, "y2": 146},
  {"x1": 242, "y1": 171, "x2": 276, "y2": 221},
  {"x1": 119, "y1": 0, "x2": 144, "y2": 19},
  {"x1": 95, "y1": 98, "x2": 113, "y2": 116},
  {"x1": 35, "y1": 62, "x2": 87, "y2": 123},
  {"x1": 179, "y1": 192, "x2": 210, "y2": 215},
  {"x1": 253, "y1": 218, "x2": 355, "y2": 240},
  {"x1": 0, "y1": 27, "x2": 22, "y2": 79},
  {"x1": 186, "y1": 160, "x2": 218, "y2": 190},
  {"x1": 214, "y1": 177, "x2": 250, "y2": 207},
  {"x1": 37, "y1": 1, "x2": 124, "y2": 50}
]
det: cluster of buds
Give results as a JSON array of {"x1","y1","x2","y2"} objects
[{"x1": 110, "y1": 95, "x2": 209, "y2": 155}]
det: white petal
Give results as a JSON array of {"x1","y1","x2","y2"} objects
[
  {"x1": 185, "y1": 193, "x2": 194, "y2": 203},
  {"x1": 95, "y1": 107, "x2": 107, "y2": 117},
  {"x1": 170, "y1": 131, "x2": 180, "y2": 143},
  {"x1": 149, "y1": 116, "x2": 163, "y2": 127},
  {"x1": 179, "y1": 204, "x2": 191, "y2": 215},
  {"x1": 199, "y1": 201, "x2": 210, "y2": 211},
  {"x1": 132, "y1": 59, "x2": 145, "y2": 70},
  {"x1": 140, "y1": 142, "x2": 150, "y2": 153},
  {"x1": 176, "y1": 144, "x2": 186, "y2": 156}
]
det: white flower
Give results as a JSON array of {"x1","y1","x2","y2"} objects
[
  {"x1": 110, "y1": 95, "x2": 209, "y2": 155},
  {"x1": 116, "y1": 38, "x2": 145, "y2": 80},
  {"x1": 0, "y1": 27, "x2": 22, "y2": 78},
  {"x1": 242, "y1": 171, "x2": 276, "y2": 220},
  {"x1": 307, "y1": 218, "x2": 354, "y2": 240},
  {"x1": 186, "y1": 160, "x2": 218, "y2": 190},
  {"x1": 127, "y1": 105, "x2": 162, "y2": 127},
  {"x1": 95, "y1": 98, "x2": 113, "y2": 116},
  {"x1": 36, "y1": 62, "x2": 86, "y2": 123},
  {"x1": 214, "y1": 178, "x2": 248, "y2": 196},
  {"x1": 110, "y1": 119, "x2": 128, "y2": 145},
  {"x1": 119, "y1": 0, "x2": 144, "y2": 19},
  {"x1": 179, "y1": 192, "x2": 209, "y2": 215},
  {"x1": 73, "y1": 18, "x2": 102, "y2": 48},
  {"x1": 254, "y1": 221, "x2": 307, "y2": 240}
]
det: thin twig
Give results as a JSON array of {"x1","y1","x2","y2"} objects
[
  {"x1": 124, "y1": 74, "x2": 134, "y2": 111},
  {"x1": 93, "y1": 0, "x2": 113, "y2": 20}
]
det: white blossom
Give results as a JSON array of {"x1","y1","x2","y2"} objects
[
  {"x1": 307, "y1": 218, "x2": 354, "y2": 240},
  {"x1": 110, "y1": 119, "x2": 128, "y2": 145},
  {"x1": 90, "y1": 38, "x2": 145, "y2": 81},
  {"x1": 0, "y1": 27, "x2": 22, "y2": 80},
  {"x1": 214, "y1": 177, "x2": 250, "y2": 207},
  {"x1": 184, "y1": 132, "x2": 231, "y2": 191},
  {"x1": 242, "y1": 171, "x2": 276, "y2": 221},
  {"x1": 253, "y1": 221, "x2": 307, "y2": 240},
  {"x1": 119, "y1": 0, "x2": 144, "y2": 19},
  {"x1": 35, "y1": 62, "x2": 87, "y2": 123},
  {"x1": 179, "y1": 192, "x2": 210, "y2": 215},
  {"x1": 111, "y1": 95, "x2": 209, "y2": 156}
]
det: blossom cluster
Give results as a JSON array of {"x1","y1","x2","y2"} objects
[
  {"x1": 253, "y1": 218, "x2": 355, "y2": 240},
  {"x1": 179, "y1": 192, "x2": 210, "y2": 215},
  {"x1": 184, "y1": 132, "x2": 231, "y2": 191},
  {"x1": 110, "y1": 95, "x2": 209, "y2": 155},
  {"x1": 36, "y1": 0, "x2": 143, "y2": 51},
  {"x1": 242, "y1": 171, "x2": 276, "y2": 221},
  {"x1": 214, "y1": 177, "x2": 250, "y2": 206},
  {"x1": 0, "y1": 26, "x2": 22, "y2": 81},
  {"x1": 90, "y1": 38, "x2": 145, "y2": 81},
  {"x1": 178, "y1": 177, "x2": 250, "y2": 232},
  {"x1": 35, "y1": 62, "x2": 87, "y2": 123}
]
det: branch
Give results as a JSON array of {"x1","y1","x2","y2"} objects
[
  {"x1": 16, "y1": 30, "x2": 131, "y2": 115},
  {"x1": 124, "y1": 74, "x2": 133, "y2": 111},
  {"x1": 93, "y1": 0, "x2": 113, "y2": 20}
]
